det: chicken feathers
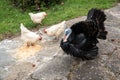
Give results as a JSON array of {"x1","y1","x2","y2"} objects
[
  {"x1": 20, "y1": 23, "x2": 42, "y2": 47},
  {"x1": 29, "y1": 12, "x2": 47, "y2": 24},
  {"x1": 44, "y1": 21, "x2": 66, "y2": 40}
]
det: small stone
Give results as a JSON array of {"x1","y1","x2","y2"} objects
[
  {"x1": 111, "y1": 39, "x2": 115, "y2": 42},
  {"x1": 32, "y1": 64, "x2": 36, "y2": 67}
]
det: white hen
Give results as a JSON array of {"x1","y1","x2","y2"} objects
[
  {"x1": 44, "y1": 21, "x2": 66, "y2": 40},
  {"x1": 29, "y1": 12, "x2": 47, "y2": 24},
  {"x1": 20, "y1": 23, "x2": 42, "y2": 47}
]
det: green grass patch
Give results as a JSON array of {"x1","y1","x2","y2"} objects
[{"x1": 0, "y1": 0, "x2": 118, "y2": 40}]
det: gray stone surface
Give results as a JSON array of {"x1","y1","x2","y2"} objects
[{"x1": 0, "y1": 3, "x2": 120, "y2": 80}]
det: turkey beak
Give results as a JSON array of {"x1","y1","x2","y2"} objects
[
  {"x1": 63, "y1": 28, "x2": 72, "y2": 42},
  {"x1": 63, "y1": 32, "x2": 71, "y2": 42},
  {"x1": 63, "y1": 35, "x2": 68, "y2": 42},
  {"x1": 63, "y1": 34, "x2": 70, "y2": 42}
]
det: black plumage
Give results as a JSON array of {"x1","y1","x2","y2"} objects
[{"x1": 60, "y1": 8, "x2": 107, "y2": 60}]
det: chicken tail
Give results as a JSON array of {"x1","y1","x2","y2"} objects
[
  {"x1": 60, "y1": 20, "x2": 66, "y2": 28},
  {"x1": 86, "y1": 8, "x2": 107, "y2": 40},
  {"x1": 20, "y1": 23, "x2": 30, "y2": 33},
  {"x1": 28, "y1": 12, "x2": 33, "y2": 16}
]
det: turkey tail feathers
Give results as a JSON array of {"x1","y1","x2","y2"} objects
[{"x1": 87, "y1": 8, "x2": 107, "y2": 40}]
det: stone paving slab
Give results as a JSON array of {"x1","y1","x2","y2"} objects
[{"x1": 0, "y1": 3, "x2": 120, "y2": 80}]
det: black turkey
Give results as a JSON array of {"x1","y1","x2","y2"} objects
[{"x1": 60, "y1": 8, "x2": 107, "y2": 60}]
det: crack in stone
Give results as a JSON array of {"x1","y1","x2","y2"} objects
[{"x1": 29, "y1": 74, "x2": 39, "y2": 80}]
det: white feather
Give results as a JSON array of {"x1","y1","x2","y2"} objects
[
  {"x1": 29, "y1": 12, "x2": 47, "y2": 24},
  {"x1": 45, "y1": 21, "x2": 66, "y2": 39},
  {"x1": 20, "y1": 23, "x2": 41, "y2": 43}
]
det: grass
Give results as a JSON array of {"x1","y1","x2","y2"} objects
[{"x1": 0, "y1": 0, "x2": 119, "y2": 40}]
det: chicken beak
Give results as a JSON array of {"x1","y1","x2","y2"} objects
[
  {"x1": 44, "y1": 29, "x2": 47, "y2": 33},
  {"x1": 45, "y1": 13, "x2": 47, "y2": 16},
  {"x1": 39, "y1": 36, "x2": 42, "y2": 40}
]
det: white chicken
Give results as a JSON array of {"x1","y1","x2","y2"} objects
[
  {"x1": 29, "y1": 12, "x2": 47, "y2": 24},
  {"x1": 20, "y1": 23, "x2": 42, "y2": 47},
  {"x1": 44, "y1": 21, "x2": 66, "y2": 40}
]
